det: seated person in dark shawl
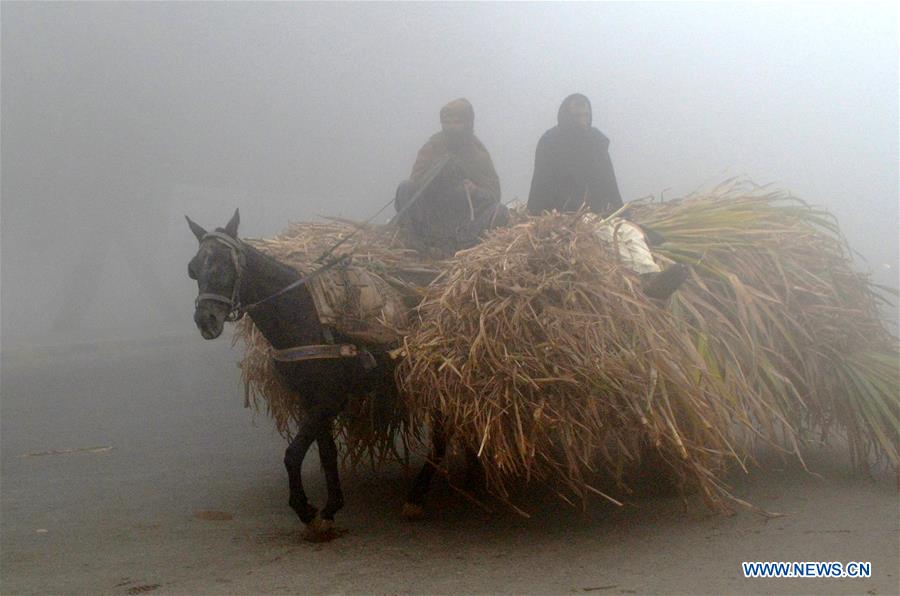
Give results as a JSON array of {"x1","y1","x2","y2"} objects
[
  {"x1": 395, "y1": 98, "x2": 508, "y2": 257},
  {"x1": 527, "y1": 93, "x2": 623, "y2": 215},
  {"x1": 528, "y1": 93, "x2": 687, "y2": 300}
]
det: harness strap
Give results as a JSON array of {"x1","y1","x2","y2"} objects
[
  {"x1": 272, "y1": 344, "x2": 359, "y2": 362},
  {"x1": 243, "y1": 253, "x2": 351, "y2": 312},
  {"x1": 196, "y1": 293, "x2": 234, "y2": 306},
  {"x1": 203, "y1": 230, "x2": 243, "y2": 253}
]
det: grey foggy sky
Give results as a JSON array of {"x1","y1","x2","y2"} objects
[{"x1": 1, "y1": 2, "x2": 897, "y2": 345}]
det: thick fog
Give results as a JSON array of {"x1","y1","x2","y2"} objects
[{"x1": 2, "y1": 2, "x2": 897, "y2": 347}]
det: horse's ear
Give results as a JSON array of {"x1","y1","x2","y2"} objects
[
  {"x1": 185, "y1": 215, "x2": 207, "y2": 242},
  {"x1": 224, "y1": 208, "x2": 240, "y2": 238}
]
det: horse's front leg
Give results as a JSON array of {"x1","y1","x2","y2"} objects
[{"x1": 284, "y1": 410, "x2": 331, "y2": 538}]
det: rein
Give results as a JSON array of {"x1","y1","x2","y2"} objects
[
  {"x1": 196, "y1": 157, "x2": 449, "y2": 321},
  {"x1": 195, "y1": 231, "x2": 352, "y2": 323}
]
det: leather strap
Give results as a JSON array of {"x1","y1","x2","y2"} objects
[{"x1": 272, "y1": 344, "x2": 358, "y2": 362}]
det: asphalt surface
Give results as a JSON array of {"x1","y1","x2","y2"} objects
[{"x1": 1, "y1": 338, "x2": 897, "y2": 595}]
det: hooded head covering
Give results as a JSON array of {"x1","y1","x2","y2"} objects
[
  {"x1": 557, "y1": 93, "x2": 593, "y2": 128},
  {"x1": 440, "y1": 98, "x2": 475, "y2": 135}
]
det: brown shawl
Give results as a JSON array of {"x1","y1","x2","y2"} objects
[{"x1": 410, "y1": 99, "x2": 501, "y2": 201}]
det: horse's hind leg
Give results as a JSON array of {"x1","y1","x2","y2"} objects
[
  {"x1": 317, "y1": 425, "x2": 344, "y2": 521},
  {"x1": 403, "y1": 412, "x2": 446, "y2": 520}
]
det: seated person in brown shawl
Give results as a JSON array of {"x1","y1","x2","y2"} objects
[
  {"x1": 528, "y1": 93, "x2": 687, "y2": 300},
  {"x1": 395, "y1": 98, "x2": 508, "y2": 257}
]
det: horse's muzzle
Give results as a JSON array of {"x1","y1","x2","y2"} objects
[{"x1": 194, "y1": 304, "x2": 226, "y2": 340}]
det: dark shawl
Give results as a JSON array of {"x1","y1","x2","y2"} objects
[{"x1": 527, "y1": 93, "x2": 622, "y2": 214}]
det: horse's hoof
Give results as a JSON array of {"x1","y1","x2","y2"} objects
[
  {"x1": 303, "y1": 516, "x2": 344, "y2": 543},
  {"x1": 401, "y1": 502, "x2": 425, "y2": 521}
]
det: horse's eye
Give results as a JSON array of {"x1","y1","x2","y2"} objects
[{"x1": 188, "y1": 262, "x2": 198, "y2": 280}]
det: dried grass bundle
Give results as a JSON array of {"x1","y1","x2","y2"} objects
[
  {"x1": 245, "y1": 218, "x2": 441, "y2": 293},
  {"x1": 629, "y1": 180, "x2": 899, "y2": 470},
  {"x1": 398, "y1": 180, "x2": 899, "y2": 510}
]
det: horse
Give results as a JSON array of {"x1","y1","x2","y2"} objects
[{"x1": 185, "y1": 210, "x2": 450, "y2": 539}]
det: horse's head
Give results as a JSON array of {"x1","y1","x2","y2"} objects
[{"x1": 186, "y1": 209, "x2": 243, "y2": 340}]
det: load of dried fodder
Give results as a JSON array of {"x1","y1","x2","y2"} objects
[{"x1": 397, "y1": 179, "x2": 899, "y2": 512}]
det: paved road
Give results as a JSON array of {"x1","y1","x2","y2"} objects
[{"x1": 1, "y1": 338, "x2": 897, "y2": 595}]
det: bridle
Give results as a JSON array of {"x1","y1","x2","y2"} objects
[{"x1": 195, "y1": 231, "x2": 246, "y2": 322}]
